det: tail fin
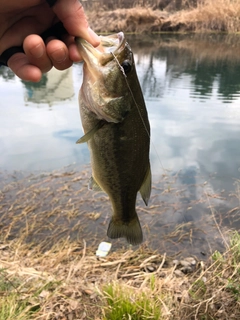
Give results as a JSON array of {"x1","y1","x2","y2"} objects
[{"x1": 107, "y1": 216, "x2": 143, "y2": 245}]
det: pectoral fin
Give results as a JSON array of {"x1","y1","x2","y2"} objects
[
  {"x1": 139, "y1": 164, "x2": 151, "y2": 206},
  {"x1": 76, "y1": 121, "x2": 105, "y2": 144},
  {"x1": 88, "y1": 176, "x2": 103, "y2": 192}
]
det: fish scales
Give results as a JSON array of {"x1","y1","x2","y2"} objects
[{"x1": 76, "y1": 32, "x2": 151, "y2": 245}]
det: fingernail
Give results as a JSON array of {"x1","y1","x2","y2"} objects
[
  {"x1": 30, "y1": 44, "x2": 44, "y2": 58},
  {"x1": 51, "y1": 48, "x2": 67, "y2": 63}
]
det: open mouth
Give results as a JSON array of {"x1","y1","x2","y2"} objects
[
  {"x1": 99, "y1": 32, "x2": 125, "y2": 54},
  {"x1": 76, "y1": 32, "x2": 125, "y2": 59}
]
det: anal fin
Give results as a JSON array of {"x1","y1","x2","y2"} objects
[{"x1": 139, "y1": 164, "x2": 151, "y2": 206}]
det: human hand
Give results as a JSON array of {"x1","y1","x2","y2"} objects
[{"x1": 0, "y1": 0, "x2": 100, "y2": 82}]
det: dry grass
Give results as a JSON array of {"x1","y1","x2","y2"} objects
[
  {"x1": 0, "y1": 168, "x2": 240, "y2": 318},
  {"x1": 85, "y1": 0, "x2": 240, "y2": 33},
  {"x1": 87, "y1": 7, "x2": 164, "y2": 33},
  {"x1": 166, "y1": 0, "x2": 240, "y2": 32},
  {"x1": 83, "y1": 0, "x2": 197, "y2": 11},
  {"x1": 0, "y1": 232, "x2": 240, "y2": 319}
]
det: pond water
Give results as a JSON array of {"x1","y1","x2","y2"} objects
[{"x1": 1, "y1": 34, "x2": 240, "y2": 258}]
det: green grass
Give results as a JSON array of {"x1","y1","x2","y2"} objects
[
  {"x1": 230, "y1": 231, "x2": 240, "y2": 263},
  {"x1": 0, "y1": 269, "x2": 62, "y2": 320},
  {"x1": 102, "y1": 282, "x2": 162, "y2": 320},
  {"x1": 189, "y1": 279, "x2": 207, "y2": 300},
  {"x1": 0, "y1": 294, "x2": 39, "y2": 320},
  {"x1": 185, "y1": 231, "x2": 240, "y2": 318},
  {"x1": 101, "y1": 232, "x2": 240, "y2": 320},
  {"x1": 1, "y1": 231, "x2": 240, "y2": 319},
  {"x1": 226, "y1": 280, "x2": 240, "y2": 300},
  {"x1": 0, "y1": 269, "x2": 40, "y2": 320}
]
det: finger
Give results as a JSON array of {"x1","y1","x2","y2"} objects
[
  {"x1": 7, "y1": 53, "x2": 42, "y2": 82},
  {"x1": 23, "y1": 35, "x2": 52, "y2": 73},
  {"x1": 46, "y1": 38, "x2": 72, "y2": 70},
  {"x1": 61, "y1": 34, "x2": 83, "y2": 62},
  {"x1": 53, "y1": 0, "x2": 100, "y2": 47},
  {"x1": 68, "y1": 42, "x2": 82, "y2": 62}
]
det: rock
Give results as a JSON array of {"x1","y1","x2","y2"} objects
[
  {"x1": 159, "y1": 272, "x2": 166, "y2": 278},
  {"x1": 172, "y1": 259, "x2": 179, "y2": 266},
  {"x1": 184, "y1": 257, "x2": 197, "y2": 266},
  {"x1": 180, "y1": 266, "x2": 193, "y2": 274},
  {"x1": 174, "y1": 269, "x2": 185, "y2": 277},
  {"x1": 179, "y1": 260, "x2": 191, "y2": 268},
  {"x1": 146, "y1": 265, "x2": 155, "y2": 272}
]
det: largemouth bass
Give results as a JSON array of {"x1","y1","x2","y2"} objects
[{"x1": 76, "y1": 32, "x2": 151, "y2": 245}]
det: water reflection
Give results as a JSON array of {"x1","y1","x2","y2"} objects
[
  {"x1": 132, "y1": 33, "x2": 240, "y2": 102},
  {"x1": 0, "y1": 65, "x2": 15, "y2": 80},
  {"x1": 1, "y1": 34, "x2": 240, "y2": 102},
  {"x1": 22, "y1": 68, "x2": 74, "y2": 105},
  {"x1": 1, "y1": 34, "x2": 240, "y2": 256}
]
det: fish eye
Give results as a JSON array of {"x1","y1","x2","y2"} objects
[{"x1": 121, "y1": 60, "x2": 132, "y2": 74}]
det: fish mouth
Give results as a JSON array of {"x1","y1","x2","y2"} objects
[{"x1": 76, "y1": 32, "x2": 126, "y2": 66}]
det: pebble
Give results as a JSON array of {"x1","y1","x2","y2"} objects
[
  {"x1": 184, "y1": 257, "x2": 197, "y2": 266},
  {"x1": 146, "y1": 265, "x2": 155, "y2": 272},
  {"x1": 159, "y1": 272, "x2": 166, "y2": 278},
  {"x1": 172, "y1": 257, "x2": 197, "y2": 274},
  {"x1": 172, "y1": 259, "x2": 179, "y2": 266},
  {"x1": 180, "y1": 266, "x2": 193, "y2": 274},
  {"x1": 174, "y1": 269, "x2": 185, "y2": 277},
  {"x1": 179, "y1": 260, "x2": 191, "y2": 268}
]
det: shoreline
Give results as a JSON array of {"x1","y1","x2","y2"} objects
[
  {"x1": 0, "y1": 233, "x2": 240, "y2": 319},
  {"x1": 0, "y1": 165, "x2": 233, "y2": 259},
  {"x1": 1, "y1": 166, "x2": 239, "y2": 318}
]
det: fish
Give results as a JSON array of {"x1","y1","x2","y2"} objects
[{"x1": 76, "y1": 32, "x2": 151, "y2": 245}]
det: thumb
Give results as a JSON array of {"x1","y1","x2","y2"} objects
[{"x1": 52, "y1": 0, "x2": 100, "y2": 46}]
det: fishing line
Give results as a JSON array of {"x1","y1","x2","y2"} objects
[
  {"x1": 111, "y1": 50, "x2": 166, "y2": 173},
  {"x1": 112, "y1": 51, "x2": 150, "y2": 136}
]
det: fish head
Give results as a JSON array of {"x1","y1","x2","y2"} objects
[{"x1": 76, "y1": 32, "x2": 136, "y2": 123}]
